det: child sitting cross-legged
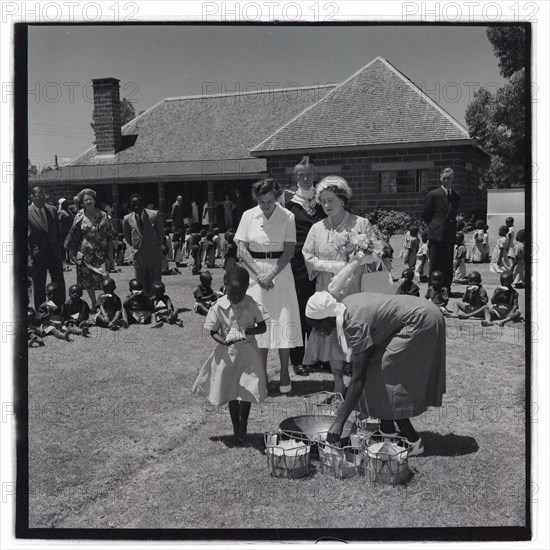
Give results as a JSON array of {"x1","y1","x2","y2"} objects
[
  {"x1": 39, "y1": 283, "x2": 72, "y2": 341},
  {"x1": 451, "y1": 271, "x2": 489, "y2": 319},
  {"x1": 150, "y1": 280, "x2": 183, "y2": 328},
  {"x1": 425, "y1": 270, "x2": 450, "y2": 314},
  {"x1": 95, "y1": 277, "x2": 128, "y2": 330},
  {"x1": 395, "y1": 268, "x2": 420, "y2": 297},
  {"x1": 482, "y1": 270, "x2": 522, "y2": 327},
  {"x1": 28, "y1": 297, "x2": 45, "y2": 347},
  {"x1": 193, "y1": 270, "x2": 220, "y2": 315},
  {"x1": 62, "y1": 284, "x2": 91, "y2": 337},
  {"x1": 192, "y1": 266, "x2": 269, "y2": 445},
  {"x1": 122, "y1": 278, "x2": 154, "y2": 325}
]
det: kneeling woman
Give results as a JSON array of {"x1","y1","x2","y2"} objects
[{"x1": 305, "y1": 291, "x2": 446, "y2": 455}]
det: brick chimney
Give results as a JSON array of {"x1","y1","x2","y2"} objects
[{"x1": 91, "y1": 77, "x2": 122, "y2": 155}]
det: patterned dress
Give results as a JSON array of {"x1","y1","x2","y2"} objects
[{"x1": 64, "y1": 210, "x2": 115, "y2": 290}]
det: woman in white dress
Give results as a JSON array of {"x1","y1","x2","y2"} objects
[
  {"x1": 235, "y1": 179, "x2": 302, "y2": 393},
  {"x1": 302, "y1": 175, "x2": 375, "y2": 395}
]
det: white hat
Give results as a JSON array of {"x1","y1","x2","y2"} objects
[{"x1": 306, "y1": 291, "x2": 339, "y2": 319}]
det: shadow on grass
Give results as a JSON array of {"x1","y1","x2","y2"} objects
[
  {"x1": 267, "y1": 379, "x2": 335, "y2": 397},
  {"x1": 417, "y1": 431, "x2": 479, "y2": 457}
]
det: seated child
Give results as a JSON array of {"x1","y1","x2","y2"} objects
[
  {"x1": 39, "y1": 283, "x2": 71, "y2": 341},
  {"x1": 96, "y1": 277, "x2": 128, "y2": 330},
  {"x1": 194, "y1": 270, "x2": 220, "y2": 315},
  {"x1": 490, "y1": 225, "x2": 511, "y2": 273},
  {"x1": 28, "y1": 299, "x2": 45, "y2": 347},
  {"x1": 150, "y1": 280, "x2": 183, "y2": 328},
  {"x1": 508, "y1": 229, "x2": 525, "y2": 288},
  {"x1": 467, "y1": 220, "x2": 485, "y2": 263},
  {"x1": 396, "y1": 268, "x2": 420, "y2": 297},
  {"x1": 212, "y1": 227, "x2": 223, "y2": 258},
  {"x1": 453, "y1": 232, "x2": 468, "y2": 284},
  {"x1": 202, "y1": 231, "x2": 216, "y2": 269},
  {"x1": 414, "y1": 230, "x2": 429, "y2": 282},
  {"x1": 400, "y1": 225, "x2": 420, "y2": 269},
  {"x1": 122, "y1": 279, "x2": 154, "y2": 325},
  {"x1": 223, "y1": 231, "x2": 238, "y2": 272},
  {"x1": 62, "y1": 284, "x2": 91, "y2": 337},
  {"x1": 482, "y1": 270, "x2": 522, "y2": 327},
  {"x1": 192, "y1": 266, "x2": 268, "y2": 444},
  {"x1": 425, "y1": 270, "x2": 450, "y2": 314},
  {"x1": 115, "y1": 233, "x2": 127, "y2": 266},
  {"x1": 189, "y1": 233, "x2": 202, "y2": 275},
  {"x1": 452, "y1": 271, "x2": 489, "y2": 319}
]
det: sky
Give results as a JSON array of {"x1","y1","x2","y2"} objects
[{"x1": 27, "y1": 24, "x2": 506, "y2": 168}]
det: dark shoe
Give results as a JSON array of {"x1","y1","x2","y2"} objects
[{"x1": 293, "y1": 364, "x2": 309, "y2": 376}]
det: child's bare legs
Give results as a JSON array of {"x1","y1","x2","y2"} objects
[
  {"x1": 151, "y1": 313, "x2": 163, "y2": 329},
  {"x1": 496, "y1": 311, "x2": 522, "y2": 327},
  {"x1": 482, "y1": 308, "x2": 497, "y2": 326},
  {"x1": 86, "y1": 289, "x2": 97, "y2": 310},
  {"x1": 330, "y1": 359, "x2": 346, "y2": 396},
  {"x1": 278, "y1": 348, "x2": 291, "y2": 388},
  {"x1": 66, "y1": 323, "x2": 90, "y2": 337},
  {"x1": 195, "y1": 303, "x2": 210, "y2": 316},
  {"x1": 49, "y1": 328, "x2": 71, "y2": 341}
]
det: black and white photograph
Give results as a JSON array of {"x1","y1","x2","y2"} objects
[{"x1": 3, "y1": 1, "x2": 548, "y2": 545}]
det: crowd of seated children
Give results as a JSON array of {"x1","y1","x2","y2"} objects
[
  {"x1": 150, "y1": 281, "x2": 183, "y2": 328},
  {"x1": 453, "y1": 232, "x2": 468, "y2": 284},
  {"x1": 63, "y1": 284, "x2": 91, "y2": 337},
  {"x1": 451, "y1": 271, "x2": 489, "y2": 319},
  {"x1": 425, "y1": 270, "x2": 450, "y2": 314},
  {"x1": 193, "y1": 270, "x2": 221, "y2": 315},
  {"x1": 396, "y1": 268, "x2": 420, "y2": 297},
  {"x1": 400, "y1": 225, "x2": 420, "y2": 269},
  {"x1": 95, "y1": 277, "x2": 128, "y2": 330}
]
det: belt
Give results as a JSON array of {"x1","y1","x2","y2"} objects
[{"x1": 249, "y1": 250, "x2": 283, "y2": 259}]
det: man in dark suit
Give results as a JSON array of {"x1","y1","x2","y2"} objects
[
  {"x1": 422, "y1": 167, "x2": 461, "y2": 292},
  {"x1": 28, "y1": 186, "x2": 66, "y2": 309},
  {"x1": 171, "y1": 195, "x2": 184, "y2": 233},
  {"x1": 123, "y1": 193, "x2": 164, "y2": 294}
]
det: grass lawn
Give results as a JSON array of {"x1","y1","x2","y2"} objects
[{"x1": 28, "y1": 233, "x2": 527, "y2": 531}]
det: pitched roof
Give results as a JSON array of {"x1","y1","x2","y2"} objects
[
  {"x1": 69, "y1": 85, "x2": 336, "y2": 167},
  {"x1": 251, "y1": 57, "x2": 471, "y2": 154}
]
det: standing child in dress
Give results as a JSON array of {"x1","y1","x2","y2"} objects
[
  {"x1": 63, "y1": 284, "x2": 91, "y2": 337},
  {"x1": 95, "y1": 277, "x2": 128, "y2": 330},
  {"x1": 203, "y1": 231, "x2": 216, "y2": 269},
  {"x1": 508, "y1": 229, "x2": 525, "y2": 288},
  {"x1": 482, "y1": 271, "x2": 522, "y2": 327},
  {"x1": 172, "y1": 231, "x2": 184, "y2": 267},
  {"x1": 415, "y1": 230, "x2": 430, "y2": 282},
  {"x1": 425, "y1": 270, "x2": 450, "y2": 314},
  {"x1": 192, "y1": 266, "x2": 269, "y2": 444},
  {"x1": 468, "y1": 220, "x2": 485, "y2": 263},
  {"x1": 189, "y1": 233, "x2": 202, "y2": 275},
  {"x1": 39, "y1": 283, "x2": 72, "y2": 341},
  {"x1": 490, "y1": 226, "x2": 511, "y2": 273},
  {"x1": 150, "y1": 280, "x2": 183, "y2": 328},
  {"x1": 122, "y1": 279, "x2": 154, "y2": 325},
  {"x1": 452, "y1": 271, "x2": 489, "y2": 319},
  {"x1": 396, "y1": 268, "x2": 420, "y2": 297},
  {"x1": 193, "y1": 270, "x2": 220, "y2": 315},
  {"x1": 453, "y1": 232, "x2": 468, "y2": 285},
  {"x1": 223, "y1": 231, "x2": 238, "y2": 273},
  {"x1": 115, "y1": 233, "x2": 127, "y2": 266},
  {"x1": 213, "y1": 227, "x2": 223, "y2": 259},
  {"x1": 505, "y1": 217, "x2": 515, "y2": 253},
  {"x1": 482, "y1": 224, "x2": 490, "y2": 262},
  {"x1": 400, "y1": 225, "x2": 420, "y2": 269}
]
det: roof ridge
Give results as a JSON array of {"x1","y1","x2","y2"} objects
[
  {"x1": 251, "y1": 57, "x2": 382, "y2": 152},
  {"x1": 378, "y1": 57, "x2": 470, "y2": 138},
  {"x1": 164, "y1": 84, "x2": 336, "y2": 102}
]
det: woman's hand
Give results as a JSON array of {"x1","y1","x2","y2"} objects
[
  {"x1": 257, "y1": 271, "x2": 275, "y2": 289},
  {"x1": 330, "y1": 260, "x2": 348, "y2": 274},
  {"x1": 326, "y1": 419, "x2": 345, "y2": 445}
]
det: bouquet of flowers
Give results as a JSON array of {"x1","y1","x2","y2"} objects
[{"x1": 328, "y1": 231, "x2": 385, "y2": 299}]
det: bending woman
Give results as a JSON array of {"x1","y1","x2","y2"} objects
[{"x1": 305, "y1": 291, "x2": 446, "y2": 455}]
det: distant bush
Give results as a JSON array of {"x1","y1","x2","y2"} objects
[{"x1": 365, "y1": 209, "x2": 416, "y2": 237}]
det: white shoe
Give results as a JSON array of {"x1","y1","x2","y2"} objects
[
  {"x1": 279, "y1": 384, "x2": 292, "y2": 394},
  {"x1": 404, "y1": 437, "x2": 424, "y2": 456}
]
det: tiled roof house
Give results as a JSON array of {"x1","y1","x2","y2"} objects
[{"x1": 31, "y1": 57, "x2": 490, "y2": 228}]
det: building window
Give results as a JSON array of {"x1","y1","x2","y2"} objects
[{"x1": 378, "y1": 169, "x2": 428, "y2": 193}]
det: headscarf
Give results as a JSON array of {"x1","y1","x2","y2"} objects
[{"x1": 305, "y1": 291, "x2": 350, "y2": 359}]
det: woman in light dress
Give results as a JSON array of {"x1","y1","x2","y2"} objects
[
  {"x1": 302, "y1": 175, "x2": 375, "y2": 395},
  {"x1": 235, "y1": 179, "x2": 302, "y2": 393}
]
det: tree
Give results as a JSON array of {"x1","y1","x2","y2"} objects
[
  {"x1": 465, "y1": 26, "x2": 527, "y2": 188},
  {"x1": 120, "y1": 97, "x2": 136, "y2": 126}
]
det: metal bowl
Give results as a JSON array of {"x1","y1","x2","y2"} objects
[{"x1": 278, "y1": 414, "x2": 356, "y2": 446}]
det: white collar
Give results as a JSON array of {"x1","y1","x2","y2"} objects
[
  {"x1": 217, "y1": 295, "x2": 231, "y2": 309},
  {"x1": 253, "y1": 203, "x2": 280, "y2": 219}
]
